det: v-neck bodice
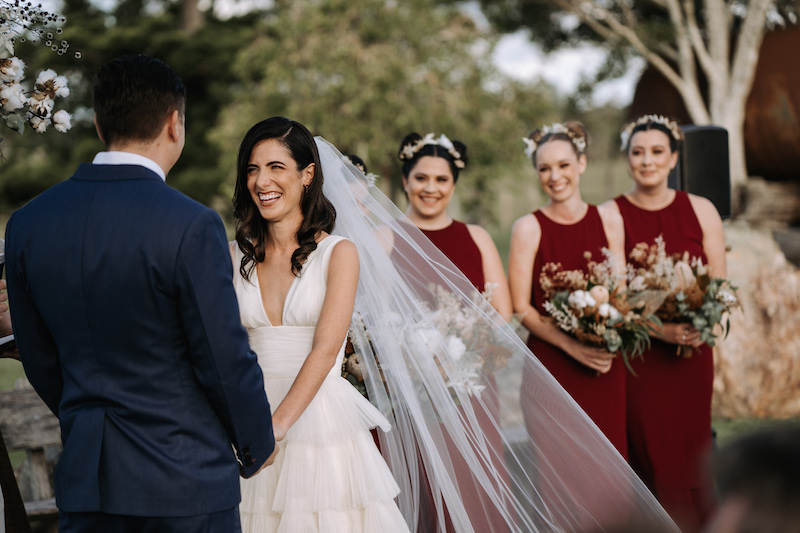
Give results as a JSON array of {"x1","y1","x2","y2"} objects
[{"x1": 231, "y1": 236, "x2": 346, "y2": 329}]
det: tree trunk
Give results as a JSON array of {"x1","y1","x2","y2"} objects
[
  {"x1": 181, "y1": 0, "x2": 204, "y2": 35},
  {"x1": 724, "y1": 118, "x2": 748, "y2": 190}
]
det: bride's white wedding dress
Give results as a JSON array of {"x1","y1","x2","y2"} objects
[{"x1": 233, "y1": 236, "x2": 410, "y2": 533}]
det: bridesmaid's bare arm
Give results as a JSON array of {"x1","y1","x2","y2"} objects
[
  {"x1": 467, "y1": 224, "x2": 513, "y2": 321},
  {"x1": 596, "y1": 203, "x2": 627, "y2": 283},
  {"x1": 508, "y1": 214, "x2": 613, "y2": 373},
  {"x1": 689, "y1": 194, "x2": 727, "y2": 278}
]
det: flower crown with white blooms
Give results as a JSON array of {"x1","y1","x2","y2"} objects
[
  {"x1": 399, "y1": 133, "x2": 466, "y2": 169},
  {"x1": 521, "y1": 123, "x2": 587, "y2": 159},
  {"x1": 620, "y1": 115, "x2": 683, "y2": 151}
]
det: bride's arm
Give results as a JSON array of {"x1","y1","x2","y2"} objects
[{"x1": 270, "y1": 240, "x2": 360, "y2": 441}]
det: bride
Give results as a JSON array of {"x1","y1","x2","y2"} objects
[
  {"x1": 231, "y1": 117, "x2": 678, "y2": 532},
  {"x1": 231, "y1": 118, "x2": 409, "y2": 532}
]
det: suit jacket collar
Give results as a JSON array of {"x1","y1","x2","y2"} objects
[
  {"x1": 92, "y1": 151, "x2": 166, "y2": 181},
  {"x1": 70, "y1": 163, "x2": 166, "y2": 183}
]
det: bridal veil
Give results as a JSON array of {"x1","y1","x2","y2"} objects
[{"x1": 314, "y1": 137, "x2": 677, "y2": 533}]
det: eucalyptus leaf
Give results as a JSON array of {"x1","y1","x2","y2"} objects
[{"x1": 4, "y1": 112, "x2": 24, "y2": 133}]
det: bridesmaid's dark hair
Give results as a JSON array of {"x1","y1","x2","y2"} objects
[
  {"x1": 233, "y1": 117, "x2": 336, "y2": 279},
  {"x1": 397, "y1": 132, "x2": 468, "y2": 183},
  {"x1": 525, "y1": 121, "x2": 589, "y2": 167},
  {"x1": 346, "y1": 154, "x2": 368, "y2": 174},
  {"x1": 623, "y1": 116, "x2": 683, "y2": 154}
]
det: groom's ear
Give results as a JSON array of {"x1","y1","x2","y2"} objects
[{"x1": 93, "y1": 114, "x2": 106, "y2": 144}]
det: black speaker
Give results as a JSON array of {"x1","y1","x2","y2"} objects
[{"x1": 668, "y1": 125, "x2": 731, "y2": 219}]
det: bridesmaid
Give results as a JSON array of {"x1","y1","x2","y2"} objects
[
  {"x1": 508, "y1": 121, "x2": 628, "y2": 457},
  {"x1": 398, "y1": 132, "x2": 512, "y2": 320},
  {"x1": 603, "y1": 115, "x2": 724, "y2": 532},
  {"x1": 397, "y1": 132, "x2": 513, "y2": 532}
]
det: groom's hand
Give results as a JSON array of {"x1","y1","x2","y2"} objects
[{"x1": 239, "y1": 444, "x2": 279, "y2": 479}]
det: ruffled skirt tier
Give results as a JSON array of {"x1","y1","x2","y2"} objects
[{"x1": 240, "y1": 326, "x2": 409, "y2": 533}]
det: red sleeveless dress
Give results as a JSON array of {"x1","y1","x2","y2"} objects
[
  {"x1": 521, "y1": 206, "x2": 628, "y2": 457},
  {"x1": 417, "y1": 220, "x2": 511, "y2": 533},
  {"x1": 420, "y1": 220, "x2": 485, "y2": 291},
  {"x1": 615, "y1": 192, "x2": 716, "y2": 532}
]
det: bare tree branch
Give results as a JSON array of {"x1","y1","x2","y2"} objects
[
  {"x1": 621, "y1": 0, "x2": 637, "y2": 28},
  {"x1": 657, "y1": 44, "x2": 680, "y2": 63},
  {"x1": 683, "y1": 0, "x2": 716, "y2": 77},
  {"x1": 559, "y1": 0, "x2": 711, "y2": 122},
  {"x1": 705, "y1": 0, "x2": 731, "y2": 76},
  {"x1": 662, "y1": 0, "x2": 712, "y2": 121},
  {"x1": 728, "y1": 0, "x2": 774, "y2": 107},
  {"x1": 664, "y1": 0, "x2": 695, "y2": 79}
]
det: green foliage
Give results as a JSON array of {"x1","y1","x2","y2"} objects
[
  {"x1": 0, "y1": 0, "x2": 264, "y2": 210},
  {"x1": 1, "y1": 0, "x2": 560, "y2": 228},
  {"x1": 212, "y1": 0, "x2": 560, "y2": 225}
]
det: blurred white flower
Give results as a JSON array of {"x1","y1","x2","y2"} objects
[
  {"x1": 53, "y1": 75, "x2": 69, "y2": 98},
  {"x1": 673, "y1": 261, "x2": 695, "y2": 290},
  {"x1": 629, "y1": 275, "x2": 647, "y2": 292},
  {"x1": 52, "y1": 109, "x2": 71, "y2": 132},
  {"x1": 598, "y1": 303, "x2": 611, "y2": 318},
  {"x1": 35, "y1": 68, "x2": 57, "y2": 85},
  {"x1": 0, "y1": 57, "x2": 25, "y2": 83},
  {"x1": 1, "y1": 83, "x2": 25, "y2": 111},
  {"x1": 568, "y1": 290, "x2": 597, "y2": 310},
  {"x1": 30, "y1": 115, "x2": 48, "y2": 133},
  {"x1": 436, "y1": 134, "x2": 454, "y2": 152},
  {"x1": 718, "y1": 289, "x2": 738, "y2": 305},
  {"x1": 446, "y1": 336, "x2": 466, "y2": 362},
  {"x1": 608, "y1": 306, "x2": 621, "y2": 321},
  {"x1": 522, "y1": 137, "x2": 536, "y2": 158},
  {"x1": 28, "y1": 94, "x2": 54, "y2": 115}
]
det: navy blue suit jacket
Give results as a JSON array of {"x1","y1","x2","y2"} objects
[{"x1": 5, "y1": 163, "x2": 274, "y2": 516}]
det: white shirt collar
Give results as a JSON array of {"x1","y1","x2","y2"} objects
[{"x1": 92, "y1": 151, "x2": 167, "y2": 182}]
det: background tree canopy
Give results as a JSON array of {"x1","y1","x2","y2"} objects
[{"x1": 1, "y1": 0, "x2": 562, "y2": 227}]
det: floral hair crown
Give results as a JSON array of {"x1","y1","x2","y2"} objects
[
  {"x1": 398, "y1": 133, "x2": 466, "y2": 169},
  {"x1": 521, "y1": 123, "x2": 587, "y2": 159},
  {"x1": 620, "y1": 115, "x2": 683, "y2": 151},
  {"x1": 341, "y1": 156, "x2": 379, "y2": 188}
]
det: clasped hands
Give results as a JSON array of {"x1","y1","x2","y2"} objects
[{"x1": 239, "y1": 420, "x2": 288, "y2": 479}]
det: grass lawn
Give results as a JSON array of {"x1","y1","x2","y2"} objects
[
  {"x1": 0, "y1": 358, "x2": 25, "y2": 390},
  {"x1": 713, "y1": 416, "x2": 800, "y2": 447}
]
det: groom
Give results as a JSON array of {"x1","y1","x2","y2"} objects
[{"x1": 5, "y1": 55, "x2": 275, "y2": 532}]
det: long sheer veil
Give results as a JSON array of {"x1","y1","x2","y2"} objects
[{"x1": 315, "y1": 137, "x2": 677, "y2": 532}]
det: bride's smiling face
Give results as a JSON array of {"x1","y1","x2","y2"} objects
[{"x1": 247, "y1": 139, "x2": 314, "y2": 224}]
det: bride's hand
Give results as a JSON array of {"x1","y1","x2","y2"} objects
[{"x1": 240, "y1": 444, "x2": 280, "y2": 478}]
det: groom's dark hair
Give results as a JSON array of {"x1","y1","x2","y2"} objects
[{"x1": 92, "y1": 55, "x2": 186, "y2": 146}]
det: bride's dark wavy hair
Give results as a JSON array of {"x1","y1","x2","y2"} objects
[{"x1": 233, "y1": 117, "x2": 336, "y2": 279}]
